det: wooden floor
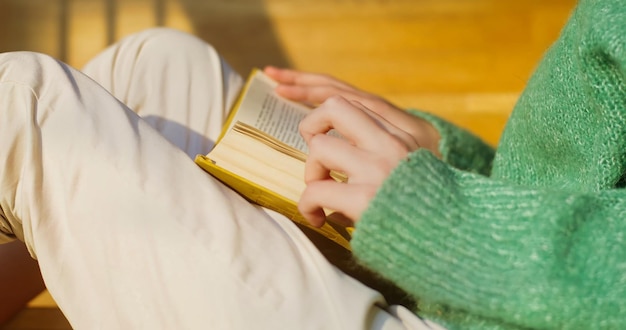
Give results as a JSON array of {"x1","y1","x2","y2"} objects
[{"x1": 0, "y1": 0, "x2": 576, "y2": 328}]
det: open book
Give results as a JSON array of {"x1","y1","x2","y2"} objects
[{"x1": 194, "y1": 69, "x2": 352, "y2": 251}]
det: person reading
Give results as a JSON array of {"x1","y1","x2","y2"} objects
[{"x1": 1, "y1": 0, "x2": 626, "y2": 328}]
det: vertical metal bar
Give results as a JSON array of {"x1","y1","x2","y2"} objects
[
  {"x1": 58, "y1": 0, "x2": 69, "y2": 62},
  {"x1": 106, "y1": 0, "x2": 116, "y2": 44},
  {"x1": 154, "y1": 0, "x2": 165, "y2": 26}
]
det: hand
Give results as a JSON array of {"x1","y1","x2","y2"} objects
[
  {"x1": 263, "y1": 66, "x2": 440, "y2": 156},
  {"x1": 297, "y1": 95, "x2": 419, "y2": 227}
]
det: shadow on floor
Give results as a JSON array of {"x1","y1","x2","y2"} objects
[{"x1": 0, "y1": 0, "x2": 290, "y2": 72}]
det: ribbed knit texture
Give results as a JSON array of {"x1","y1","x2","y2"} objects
[
  {"x1": 351, "y1": 0, "x2": 626, "y2": 329},
  {"x1": 408, "y1": 109, "x2": 495, "y2": 176}
]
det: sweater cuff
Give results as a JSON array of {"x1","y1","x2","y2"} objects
[
  {"x1": 351, "y1": 150, "x2": 514, "y2": 327},
  {"x1": 407, "y1": 110, "x2": 495, "y2": 175}
]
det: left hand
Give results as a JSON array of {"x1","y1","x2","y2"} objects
[
  {"x1": 264, "y1": 66, "x2": 441, "y2": 157},
  {"x1": 298, "y1": 95, "x2": 419, "y2": 227}
]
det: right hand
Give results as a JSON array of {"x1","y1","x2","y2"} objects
[
  {"x1": 263, "y1": 66, "x2": 441, "y2": 156},
  {"x1": 297, "y1": 95, "x2": 419, "y2": 226}
]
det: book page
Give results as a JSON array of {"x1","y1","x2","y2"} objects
[
  {"x1": 201, "y1": 132, "x2": 352, "y2": 251},
  {"x1": 208, "y1": 131, "x2": 306, "y2": 202},
  {"x1": 227, "y1": 71, "x2": 310, "y2": 153}
]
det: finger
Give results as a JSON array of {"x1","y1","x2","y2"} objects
[
  {"x1": 298, "y1": 180, "x2": 373, "y2": 226},
  {"x1": 265, "y1": 67, "x2": 402, "y2": 118},
  {"x1": 264, "y1": 66, "x2": 354, "y2": 90},
  {"x1": 299, "y1": 96, "x2": 390, "y2": 148},
  {"x1": 304, "y1": 133, "x2": 367, "y2": 184},
  {"x1": 275, "y1": 84, "x2": 362, "y2": 106},
  {"x1": 351, "y1": 101, "x2": 421, "y2": 151}
]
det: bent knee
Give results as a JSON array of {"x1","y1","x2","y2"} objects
[
  {"x1": 0, "y1": 51, "x2": 68, "y2": 86},
  {"x1": 119, "y1": 28, "x2": 219, "y2": 59}
]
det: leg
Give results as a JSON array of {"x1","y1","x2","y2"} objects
[
  {"x1": 0, "y1": 50, "x2": 428, "y2": 329},
  {"x1": 81, "y1": 28, "x2": 243, "y2": 158}
]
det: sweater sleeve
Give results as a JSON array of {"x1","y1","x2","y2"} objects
[
  {"x1": 352, "y1": 0, "x2": 626, "y2": 328},
  {"x1": 407, "y1": 109, "x2": 495, "y2": 176},
  {"x1": 352, "y1": 149, "x2": 626, "y2": 330}
]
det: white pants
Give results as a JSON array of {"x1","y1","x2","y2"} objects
[{"x1": 0, "y1": 28, "x2": 439, "y2": 330}]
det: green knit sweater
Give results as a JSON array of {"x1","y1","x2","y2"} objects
[{"x1": 351, "y1": 0, "x2": 626, "y2": 329}]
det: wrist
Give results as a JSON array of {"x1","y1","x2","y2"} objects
[{"x1": 410, "y1": 117, "x2": 441, "y2": 158}]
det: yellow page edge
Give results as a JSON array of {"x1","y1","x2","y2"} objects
[
  {"x1": 218, "y1": 68, "x2": 262, "y2": 142},
  {"x1": 194, "y1": 154, "x2": 352, "y2": 251}
]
